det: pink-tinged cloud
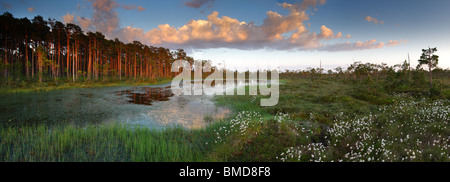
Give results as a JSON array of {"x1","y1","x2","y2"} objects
[
  {"x1": 386, "y1": 40, "x2": 407, "y2": 47},
  {"x1": 137, "y1": 6, "x2": 145, "y2": 11},
  {"x1": 122, "y1": 4, "x2": 145, "y2": 11},
  {"x1": 142, "y1": 1, "x2": 331, "y2": 50},
  {"x1": 1, "y1": 2, "x2": 11, "y2": 9},
  {"x1": 77, "y1": 16, "x2": 93, "y2": 31},
  {"x1": 91, "y1": 0, "x2": 120, "y2": 37},
  {"x1": 185, "y1": 0, "x2": 214, "y2": 8},
  {"x1": 320, "y1": 39, "x2": 405, "y2": 52},
  {"x1": 298, "y1": 0, "x2": 326, "y2": 10},
  {"x1": 320, "y1": 39, "x2": 384, "y2": 51},
  {"x1": 63, "y1": 12, "x2": 93, "y2": 32},
  {"x1": 27, "y1": 7, "x2": 35, "y2": 12},
  {"x1": 118, "y1": 26, "x2": 145, "y2": 43},
  {"x1": 319, "y1": 25, "x2": 338, "y2": 39},
  {"x1": 63, "y1": 0, "x2": 119, "y2": 36},
  {"x1": 62, "y1": 12, "x2": 75, "y2": 24},
  {"x1": 64, "y1": 0, "x2": 403, "y2": 52},
  {"x1": 138, "y1": 2, "x2": 355, "y2": 50},
  {"x1": 122, "y1": 4, "x2": 135, "y2": 10},
  {"x1": 365, "y1": 16, "x2": 384, "y2": 24}
]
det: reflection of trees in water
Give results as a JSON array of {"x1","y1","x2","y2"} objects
[{"x1": 114, "y1": 86, "x2": 174, "y2": 106}]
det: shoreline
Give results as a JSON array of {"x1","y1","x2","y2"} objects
[{"x1": 0, "y1": 78, "x2": 173, "y2": 94}]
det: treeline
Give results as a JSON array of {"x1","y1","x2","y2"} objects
[
  {"x1": 0, "y1": 12, "x2": 195, "y2": 84},
  {"x1": 281, "y1": 61, "x2": 450, "y2": 97}
]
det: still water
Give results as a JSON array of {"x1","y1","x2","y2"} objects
[{"x1": 0, "y1": 82, "x2": 238, "y2": 129}]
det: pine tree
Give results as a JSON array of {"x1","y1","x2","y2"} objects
[{"x1": 417, "y1": 47, "x2": 439, "y2": 90}]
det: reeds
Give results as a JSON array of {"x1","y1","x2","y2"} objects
[{"x1": 0, "y1": 122, "x2": 219, "y2": 162}]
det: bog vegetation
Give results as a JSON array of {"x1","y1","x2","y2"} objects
[{"x1": 1, "y1": 60, "x2": 448, "y2": 162}]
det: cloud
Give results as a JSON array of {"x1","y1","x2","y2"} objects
[
  {"x1": 117, "y1": 26, "x2": 145, "y2": 43},
  {"x1": 130, "y1": 2, "x2": 401, "y2": 51},
  {"x1": 386, "y1": 40, "x2": 407, "y2": 47},
  {"x1": 137, "y1": 6, "x2": 145, "y2": 11},
  {"x1": 319, "y1": 25, "x2": 336, "y2": 39},
  {"x1": 365, "y1": 16, "x2": 384, "y2": 24},
  {"x1": 1, "y1": 2, "x2": 11, "y2": 9},
  {"x1": 62, "y1": 1, "x2": 402, "y2": 52},
  {"x1": 63, "y1": 0, "x2": 145, "y2": 38},
  {"x1": 63, "y1": 12, "x2": 93, "y2": 32},
  {"x1": 121, "y1": 4, "x2": 145, "y2": 11},
  {"x1": 185, "y1": 0, "x2": 214, "y2": 8},
  {"x1": 27, "y1": 7, "x2": 35, "y2": 12},
  {"x1": 63, "y1": 12, "x2": 75, "y2": 24},
  {"x1": 320, "y1": 39, "x2": 384, "y2": 51},
  {"x1": 77, "y1": 16, "x2": 93, "y2": 31},
  {"x1": 298, "y1": 0, "x2": 327, "y2": 11},
  {"x1": 140, "y1": 2, "x2": 342, "y2": 50},
  {"x1": 91, "y1": 0, "x2": 120, "y2": 37},
  {"x1": 122, "y1": 4, "x2": 135, "y2": 10},
  {"x1": 320, "y1": 39, "x2": 406, "y2": 52}
]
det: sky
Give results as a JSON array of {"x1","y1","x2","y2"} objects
[{"x1": 1, "y1": 0, "x2": 449, "y2": 71}]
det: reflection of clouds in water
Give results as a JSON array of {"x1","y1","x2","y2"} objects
[
  {"x1": 138, "y1": 79, "x2": 266, "y2": 129},
  {"x1": 0, "y1": 81, "x2": 250, "y2": 129},
  {"x1": 109, "y1": 84, "x2": 232, "y2": 129},
  {"x1": 146, "y1": 95, "x2": 230, "y2": 129}
]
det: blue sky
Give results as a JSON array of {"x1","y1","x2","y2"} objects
[{"x1": 1, "y1": 0, "x2": 449, "y2": 70}]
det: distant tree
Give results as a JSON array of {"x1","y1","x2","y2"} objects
[{"x1": 417, "y1": 47, "x2": 439, "y2": 89}]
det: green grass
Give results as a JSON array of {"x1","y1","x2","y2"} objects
[
  {"x1": 210, "y1": 95, "x2": 449, "y2": 162},
  {"x1": 0, "y1": 78, "x2": 173, "y2": 94},
  {"x1": 209, "y1": 77, "x2": 449, "y2": 162},
  {"x1": 0, "y1": 77, "x2": 449, "y2": 162},
  {"x1": 0, "y1": 122, "x2": 228, "y2": 162},
  {"x1": 215, "y1": 78, "x2": 385, "y2": 124}
]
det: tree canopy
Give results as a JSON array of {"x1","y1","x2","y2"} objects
[{"x1": 0, "y1": 12, "x2": 193, "y2": 83}]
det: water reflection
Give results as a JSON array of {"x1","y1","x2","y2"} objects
[
  {"x1": 0, "y1": 79, "x2": 269, "y2": 129},
  {"x1": 114, "y1": 86, "x2": 174, "y2": 106},
  {"x1": 113, "y1": 83, "x2": 231, "y2": 129},
  {"x1": 0, "y1": 82, "x2": 233, "y2": 129}
]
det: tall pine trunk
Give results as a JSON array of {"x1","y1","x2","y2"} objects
[{"x1": 67, "y1": 33, "x2": 70, "y2": 80}]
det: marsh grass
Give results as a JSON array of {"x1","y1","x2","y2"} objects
[
  {"x1": 1, "y1": 77, "x2": 448, "y2": 162},
  {"x1": 0, "y1": 122, "x2": 225, "y2": 162},
  {"x1": 209, "y1": 97, "x2": 449, "y2": 162},
  {"x1": 215, "y1": 78, "x2": 379, "y2": 124},
  {"x1": 212, "y1": 78, "x2": 449, "y2": 162},
  {"x1": 0, "y1": 78, "x2": 172, "y2": 94}
]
